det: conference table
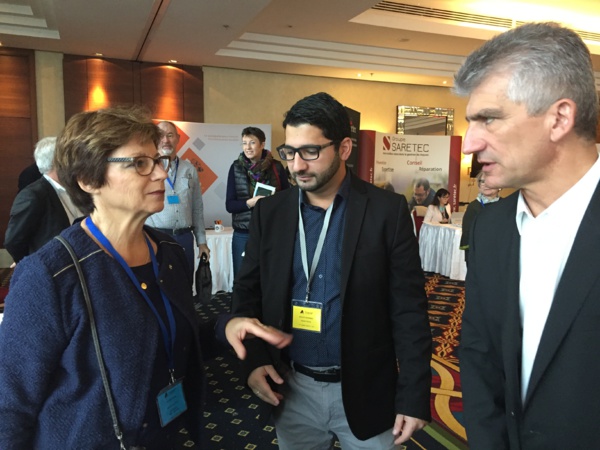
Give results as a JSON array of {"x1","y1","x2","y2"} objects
[
  {"x1": 418, "y1": 222, "x2": 467, "y2": 281},
  {"x1": 205, "y1": 227, "x2": 234, "y2": 294}
]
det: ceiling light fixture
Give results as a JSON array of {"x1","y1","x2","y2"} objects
[
  {"x1": 168, "y1": 59, "x2": 178, "y2": 64},
  {"x1": 94, "y1": 52, "x2": 103, "y2": 57}
]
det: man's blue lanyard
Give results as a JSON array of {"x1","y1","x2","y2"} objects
[
  {"x1": 85, "y1": 217, "x2": 177, "y2": 381},
  {"x1": 298, "y1": 192, "x2": 334, "y2": 303},
  {"x1": 166, "y1": 157, "x2": 179, "y2": 191}
]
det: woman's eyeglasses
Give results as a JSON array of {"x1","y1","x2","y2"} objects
[{"x1": 106, "y1": 155, "x2": 171, "y2": 176}]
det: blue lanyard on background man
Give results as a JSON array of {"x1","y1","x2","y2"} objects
[
  {"x1": 85, "y1": 216, "x2": 178, "y2": 381},
  {"x1": 166, "y1": 157, "x2": 179, "y2": 191}
]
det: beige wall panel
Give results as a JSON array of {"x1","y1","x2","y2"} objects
[
  {"x1": 203, "y1": 67, "x2": 484, "y2": 201},
  {"x1": 35, "y1": 51, "x2": 65, "y2": 138}
]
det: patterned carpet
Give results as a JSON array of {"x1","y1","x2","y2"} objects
[
  {"x1": 425, "y1": 274, "x2": 467, "y2": 448},
  {"x1": 0, "y1": 270, "x2": 466, "y2": 448},
  {"x1": 197, "y1": 272, "x2": 467, "y2": 449}
]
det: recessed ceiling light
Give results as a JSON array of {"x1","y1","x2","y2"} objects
[
  {"x1": 357, "y1": 73, "x2": 362, "y2": 77},
  {"x1": 168, "y1": 59, "x2": 178, "y2": 64},
  {"x1": 442, "y1": 80, "x2": 447, "y2": 85},
  {"x1": 94, "y1": 52, "x2": 103, "y2": 57}
]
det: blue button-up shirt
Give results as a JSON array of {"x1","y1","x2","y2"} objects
[{"x1": 287, "y1": 173, "x2": 350, "y2": 367}]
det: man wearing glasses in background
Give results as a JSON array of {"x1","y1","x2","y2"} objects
[
  {"x1": 407, "y1": 177, "x2": 436, "y2": 211},
  {"x1": 231, "y1": 92, "x2": 432, "y2": 449},
  {"x1": 146, "y1": 121, "x2": 210, "y2": 274}
]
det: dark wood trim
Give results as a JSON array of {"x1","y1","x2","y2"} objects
[{"x1": 0, "y1": 48, "x2": 37, "y2": 245}]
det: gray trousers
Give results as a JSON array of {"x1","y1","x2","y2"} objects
[{"x1": 273, "y1": 368, "x2": 398, "y2": 450}]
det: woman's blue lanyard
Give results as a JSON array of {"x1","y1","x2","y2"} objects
[
  {"x1": 298, "y1": 192, "x2": 334, "y2": 303},
  {"x1": 85, "y1": 217, "x2": 177, "y2": 382},
  {"x1": 166, "y1": 157, "x2": 179, "y2": 191}
]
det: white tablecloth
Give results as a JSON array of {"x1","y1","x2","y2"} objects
[
  {"x1": 205, "y1": 227, "x2": 234, "y2": 293},
  {"x1": 418, "y1": 222, "x2": 467, "y2": 281}
]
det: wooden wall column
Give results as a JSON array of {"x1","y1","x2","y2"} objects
[
  {"x1": 0, "y1": 48, "x2": 37, "y2": 244},
  {"x1": 63, "y1": 55, "x2": 204, "y2": 123}
]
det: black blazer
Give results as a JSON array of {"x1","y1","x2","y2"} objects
[
  {"x1": 232, "y1": 173, "x2": 432, "y2": 440},
  {"x1": 460, "y1": 186, "x2": 600, "y2": 449},
  {"x1": 4, "y1": 176, "x2": 71, "y2": 262}
]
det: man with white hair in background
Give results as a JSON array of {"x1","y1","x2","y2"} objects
[
  {"x1": 146, "y1": 121, "x2": 210, "y2": 274},
  {"x1": 5, "y1": 137, "x2": 82, "y2": 263}
]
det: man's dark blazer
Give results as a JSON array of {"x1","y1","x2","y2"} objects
[
  {"x1": 232, "y1": 173, "x2": 432, "y2": 440},
  {"x1": 460, "y1": 187, "x2": 600, "y2": 449},
  {"x1": 4, "y1": 176, "x2": 70, "y2": 262},
  {"x1": 17, "y1": 163, "x2": 42, "y2": 191}
]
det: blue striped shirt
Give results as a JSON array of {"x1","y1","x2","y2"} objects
[{"x1": 288, "y1": 173, "x2": 350, "y2": 367}]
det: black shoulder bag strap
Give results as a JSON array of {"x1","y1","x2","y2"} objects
[{"x1": 55, "y1": 235, "x2": 127, "y2": 450}]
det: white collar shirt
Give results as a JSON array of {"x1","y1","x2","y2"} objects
[
  {"x1": 44, "y1": 174, "x2": 82, "y2": 224},
  {"x1": 517, "y1": 154, "x2": 600, "y2": 402}
]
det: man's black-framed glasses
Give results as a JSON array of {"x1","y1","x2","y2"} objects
[
  {"x1": 276, "y1": 141, "x2": 337, "y2": 161},
  {"x1": 106, "y1": 155, "x2": 171, "y2": 176}
]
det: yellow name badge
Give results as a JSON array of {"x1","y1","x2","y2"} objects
[{"x1": 292, "y1": 300, "x2": 322, "y2": 333}]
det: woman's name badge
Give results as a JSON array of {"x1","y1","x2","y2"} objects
[
  {"x1": 167, "y1": 195, "x2": 180, "y2": 204},
  {"x1": 156, "y1": 379, "x2": 187, "y2": 427},
  {"x1": 292, "y1": 300, "x2": 322, "y2": 333}
]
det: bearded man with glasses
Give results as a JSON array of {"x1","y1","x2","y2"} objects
[
  {"x1": 232, "y1": 92, "x2": 432, "y2": 449},
  {"x1": 146, "y1": 121, "x2": 210, "y2": 276}
]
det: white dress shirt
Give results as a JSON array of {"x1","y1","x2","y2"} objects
[
  {"x1": 44, "y1": 174, "x2": 82, "y2": 224},
  {"x1": 518, "y1": 155, "x2": 600, "y2": 402}
]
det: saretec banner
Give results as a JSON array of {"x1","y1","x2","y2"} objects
[
  {"x1": 372, "y1": 132, "x2": 462, "y2": 211},
  {"x1": 157, "y1": 121, "x2": 272, "y2": 227}
]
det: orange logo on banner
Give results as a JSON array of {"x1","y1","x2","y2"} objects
[{"x1": 181, "y1": 148, "x2": 218, "y2": 192}]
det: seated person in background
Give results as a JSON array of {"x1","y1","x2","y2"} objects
[
  {"x1": 407, "y1": 177, "x2": 436, "y2": 210},
  {"x1": 460, "y1": 171, "x2": 501, "y2": 264},
  {"x1": 424, "y1": 188, "x2": 451, "y2": 224},
  {"x1": 5, "y1": 136, "x2": 82, "y2": 263}
]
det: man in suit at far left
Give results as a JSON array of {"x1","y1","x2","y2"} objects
[{"x1": 5, "y1": 137, "x2": 82, "y2": 263}]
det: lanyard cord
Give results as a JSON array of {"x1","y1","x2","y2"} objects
[
  {"x1": 166, "y1": 157, "x2": 179, "y2": 191},
  {"x1": 85, "y1": 217, "x2": 177, "y2": 378},
  {"x1": 297, "y1": 192, "x2": 334, "y2": 303}
]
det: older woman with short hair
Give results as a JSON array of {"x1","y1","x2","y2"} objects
[{"x1": 0, "y1": 106, "x2": 291, "y2": 449}]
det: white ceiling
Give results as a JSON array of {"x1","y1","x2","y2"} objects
[{"x1": 2, "y1": 0, "x2": 600, "y2": 89}]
